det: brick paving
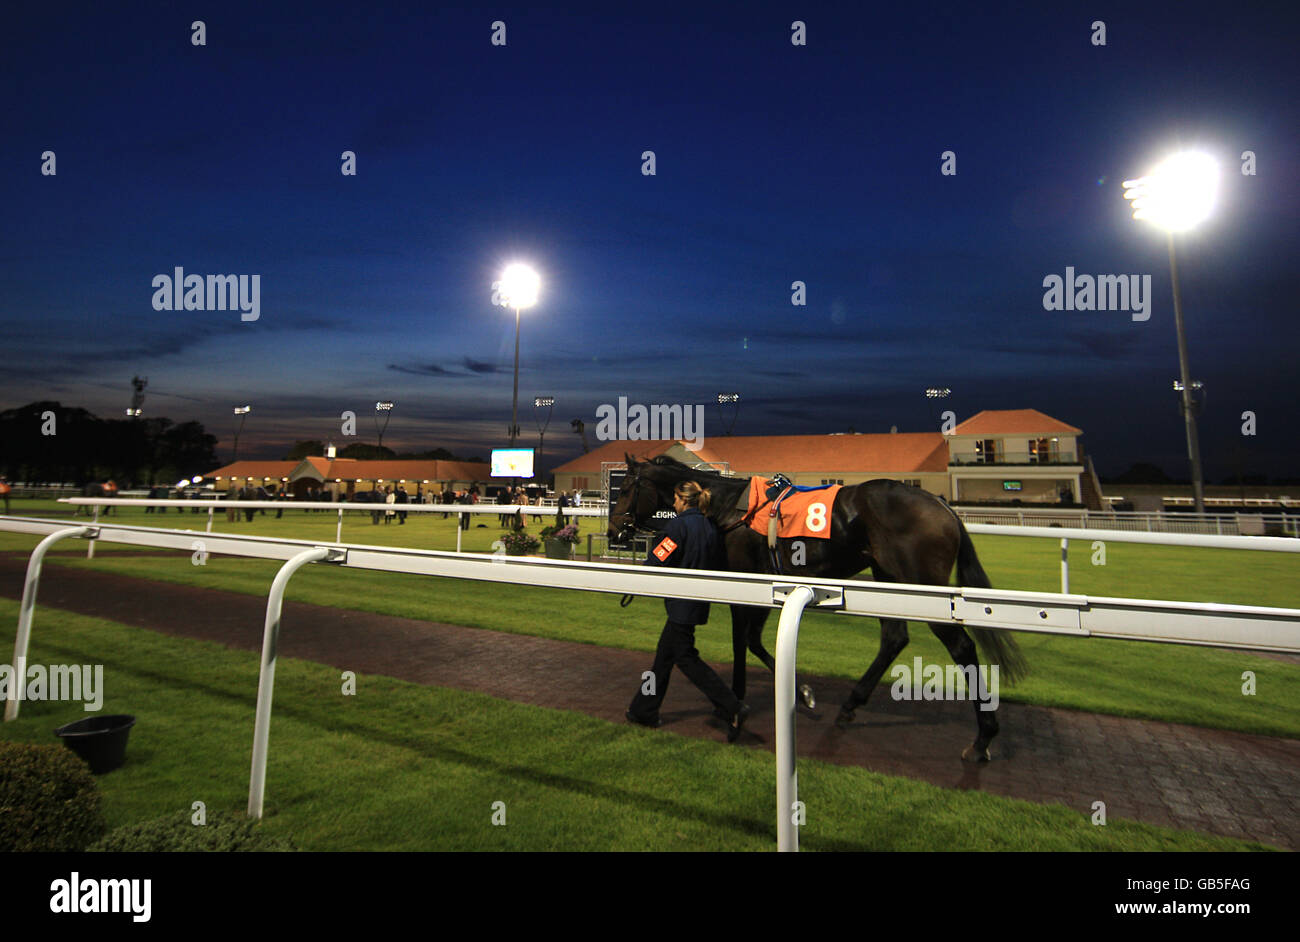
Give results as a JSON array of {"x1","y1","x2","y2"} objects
[{"x1": 1, "y1": 556, "x2": 1296, "y2": 850}]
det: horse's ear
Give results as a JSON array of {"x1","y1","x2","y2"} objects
[{"x1": 624, "y1": 452, "x2": 637, "y2": 467}]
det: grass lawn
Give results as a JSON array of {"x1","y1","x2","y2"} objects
[
  {"x1": 1, "y1": 514, "x2": 1297, "y2": 738},
  {"x1": 0, "y1": 599, "x2": 1272, "y2": 852}
]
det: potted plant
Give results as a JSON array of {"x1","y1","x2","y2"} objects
[
  {"x1": 499, "y1": 529, "x2": 541, "y2": 556},
  {"x1": 540, "y1": 523, "x2": 580, "y2": 560}
]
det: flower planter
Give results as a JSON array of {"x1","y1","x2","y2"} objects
[
  {"x1": 55, "y1": 714, "x2": 136, "y2": 774},
  {"x1": 544, "y1": 538, "x2": 574, "y2": 560}
]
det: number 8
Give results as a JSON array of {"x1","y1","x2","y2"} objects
[{"x1": 805, "y1": 503, "x2": 826, "y2": 532}]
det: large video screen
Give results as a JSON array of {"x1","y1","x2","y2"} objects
[{"x1": 491, "y1": 448, "x2": 535, "y2": 478}]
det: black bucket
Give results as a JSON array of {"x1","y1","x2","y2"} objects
[{"x1": 54, "y1": 714, "x2": 136, "y2": 774}]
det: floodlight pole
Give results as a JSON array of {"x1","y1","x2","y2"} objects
[
  {"x1": 510, "y1": 306, "x2": 521, "y2": 446},
  {"x1": 1167, "y1": 233, "x2": 1206, "y2": 515},
  {"x1": 233, "y1": 409, "x2": 250, "y2": 462}
]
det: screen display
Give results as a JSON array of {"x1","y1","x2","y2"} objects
[
  {"x1": 491, "y1": 448, "x2": 535, "y2": 478},
  {"x1": 1002, "y1": 480, "x2": 1022, "y2": 491}
]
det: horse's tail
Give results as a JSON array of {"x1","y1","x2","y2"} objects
[{"x1": 956, "y1": 519, "x2": 1030, "y2": 686}]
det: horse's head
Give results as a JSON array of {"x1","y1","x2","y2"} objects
[{"x1": 607, "y1": 453, "x2": 670, "y2": 543}]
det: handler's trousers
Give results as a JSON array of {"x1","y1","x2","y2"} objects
[{"x1": 628, "y1": 620, "x2": 740, "y2": 722}]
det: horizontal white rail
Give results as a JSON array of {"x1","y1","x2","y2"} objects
[
  {"x1": 965, "y1": 523, "x2": 1300, "y2": 552},
  {"x1": 4, "y1": 515, "x2": 1297, "y2": 653},
  {"x1": 59, "y1": 497, "x2": 605, "y2": 516}
]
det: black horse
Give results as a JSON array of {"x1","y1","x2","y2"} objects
[
  {"x1": 78, "y1": 481, "x2": 106, "y2": 516},
  {"x1": 608, "y1": 454, "x2": 1028, "y2": 761}
]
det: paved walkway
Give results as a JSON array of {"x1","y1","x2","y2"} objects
[{"x1": 1, "y1": 557, "x2": 1295, "y2": 849}]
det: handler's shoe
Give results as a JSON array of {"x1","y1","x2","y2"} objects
[
  {"x1": 626, "y1": 710, "x2": 660, "y2": 729},
  {"x1": 726, "y1": 703, "x2": 751, "y2": 743}
]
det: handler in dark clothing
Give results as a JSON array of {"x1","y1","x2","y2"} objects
[{"x1": 626, "y1": 481, "x2": 750, "y2": 742}]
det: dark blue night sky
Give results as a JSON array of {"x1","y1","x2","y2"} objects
[{"x1": 3, "y1": 1, "x2": 1296, "y2": 479}]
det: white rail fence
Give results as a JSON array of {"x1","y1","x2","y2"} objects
[
  {"x1": 957, "y1": 507, "x2": 1299, "y2": 537},
  {"x1": 3, "y1": 514, "x2": 1299, "y2": 852},
  {"x1": 57, "y1": 497, "x2": 607, "y2": 556},
  {"x1": 963, "y1": 523, "x2": 1300, "y2": 594}
]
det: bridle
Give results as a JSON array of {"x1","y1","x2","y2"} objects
[
  {"x1": 613, "y1": 468, "x2": 659, "y2": 541},
  {"x1": 616, "y1": 462, "x2": 754, "y2": 537}
]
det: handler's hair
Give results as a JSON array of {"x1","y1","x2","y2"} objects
[{"x1": 674, "y1": 480, "x2": 711, "y2": 514}]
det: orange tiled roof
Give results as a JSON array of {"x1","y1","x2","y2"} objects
[
  {"x1": 205, "y1": 458, "x2": 489, "y2": 482},
  {"x1": 206, "y1": 461, "x2": 298, "y2": 480},
  {"x1": 951, "y1": 409, "x2": 1081, "y2": 436},
  {"x1": 552, "y1": 434, "x2": 949, "y2": 474},
  {"x1": 316, "y1": 459, "x2": 490, "y2": 481},
  {"x1": 549, "y1": 440, "x2": 692, "y2": 474}
]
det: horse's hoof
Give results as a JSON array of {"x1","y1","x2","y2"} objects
[
  {"x1": 834, "y1": 707, "x2": 855, "y2": 729},
  {"x1": 799, "y1": 684, "x2": 816, "y2": 710},
  {"x1": 961, "y1": 744, "x2": 991, "y2": 763}
]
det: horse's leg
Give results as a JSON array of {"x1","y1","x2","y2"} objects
[
  {"x1": 835, "y1": 618, "x2": 910, "y2": 728},
  {"x1": 730, "y1": 605, "x2": 749, "y2": 702},
  {"x1": 744, "y1": 607, "x2": 815, "y2": 708},
  {"x1": 928, "y1": 622, "x2": 1000, "y2": 762}
]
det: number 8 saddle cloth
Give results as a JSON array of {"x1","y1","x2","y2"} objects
[{"x1": 745, "y1": 477, "x2": 841, "y2": 540}]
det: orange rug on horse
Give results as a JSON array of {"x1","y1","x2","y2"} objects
[{"x1": 746, "y1": 477, "x2": 841, "y2": 540}]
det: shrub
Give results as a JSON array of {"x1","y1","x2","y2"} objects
[
  {"x1": 89, "y1": 809, "x2": 296, "y2": 852},
  {"x1": 499, "y1": 529, "x2": 541, "y2": 555},
  {"x1": 0, "y1": 741, "x2": 105, "y2": 851},
  {"x1": 540, "y1": 523, "x2": 581, "y2": 544}
]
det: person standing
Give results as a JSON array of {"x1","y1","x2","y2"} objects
[
  {"x1": 396, "y1": 484, "x2": 409, "y2": 524},
  {"x1": 0, "y1": 476, "x2": 10, "y2": 515},
  {"x1": 626, "y1": 481, "x2": 750, "y2": 742},
  {"x1": 556, "y1": 490, "x2": 569, "y2": 528},
  {"x1": 384, "y1": 486, "x2": 396, "y2": 524}
]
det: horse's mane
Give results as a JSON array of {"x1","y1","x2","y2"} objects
[{"x1": 646, "y1": 455, "x2": 741, "y2": 487}]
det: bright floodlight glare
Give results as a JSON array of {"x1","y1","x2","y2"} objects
[
  {"x1": 534, "y1": 397, "x2": 555, "y2": 407},
  {"x1": 1122, "y1": 151, "x2": 1219, "y2": 232},
  {"x1": 499, "y1": 263, "x2": 541, "y2": 309},
  {"x1": 233, "y1": 405, "x2": 251, "y2": 415},
  {"x1": 191, "y1": 475, "x2": 203, "y2": 484},
  {"x1": 375, "y1": 401, "x2": 394, "y2": 411},
  {"x1": 718, "y1": 393, "x2": 740, "y2": 403}
]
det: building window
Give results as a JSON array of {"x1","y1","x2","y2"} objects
[
  {"x1": 904, "y1": 479, "x2": 921, "y2": 487},
  {"x1": 975, "y1": 439, "x2": 1001, "y2": 464},
  {"x1": 1028, "y1": 438, "x2": 1056, "y2": 464}
]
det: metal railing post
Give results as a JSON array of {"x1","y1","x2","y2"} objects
[
  {"x1": 775, "y1": 585, "x2": 815, "y2": 853},
  {"x1": 248, "y1": 547, "x2": 335, "y2": 818},
  {"x1": 456, "y1": 513, "x2": 463, "y2": 553},
  {"x1": 336, "y1": 508, "x2": 343, "y2": 543},
  {"x1": 7, "y1": 527, "x2": 92, "y2": 721},
  {"x1": 206, "y1": 506, "x2": 214, "y2": 533},
  {"x1": 1060, "y1": 538, "x2": 1069, "y2": 594},
  {"x1": 87, "y1": 506, "x2": 100, "y2": 559}
]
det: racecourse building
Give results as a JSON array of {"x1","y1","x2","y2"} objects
[
  {"x1": 203, "y1": 456, "x2": 490, "y2": 499},
  {"x1": 552, "y1": 409, "x2": 1103, "y2": 509}
]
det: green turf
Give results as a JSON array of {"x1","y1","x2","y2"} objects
[
  {"x1": 4, "y1": 551, "x2": 1292, "y2": 739},
  {"x1": 0, "y1": 599, "x2": 1272, "y2": 851},
  {"x1": 1, "y1": 515, "x2": 1297, "y2": 738}
]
